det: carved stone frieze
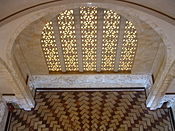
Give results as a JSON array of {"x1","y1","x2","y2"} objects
[{"x1": 28, "y1": 74, "x2": 152, "y2": 89}]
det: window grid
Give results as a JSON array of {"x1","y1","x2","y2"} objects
[
  {"x1": 80, "y1": 7, "x2": 98, "y2": 71},
  {"x1": 57, "y1": 10, "x2": 79, "y2": 71},
  {"x1": 118, "y1": 21, "x2": 137, "y2": 71},
  {"x1": 101, "y1": 10, "x2": 120, "y2": 71},
  {"x1": 41, "y1": 22, "x2": 61, "y2": 71}
]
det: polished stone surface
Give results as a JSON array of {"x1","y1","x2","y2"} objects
[
  {"x1": 9, "y1": 91, "x2": 173, "y2": 131},
  {"x1": 29, "y1": 74, "x2": 152, "y2": 89}
]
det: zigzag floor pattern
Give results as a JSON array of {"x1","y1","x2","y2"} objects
[{"x1": 9, "y1": 91, "x2": 173, "y2": 131}]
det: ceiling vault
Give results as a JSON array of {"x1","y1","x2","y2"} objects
[{"x1": 41, "y1": 7, "x2": 138, "y2": 74}]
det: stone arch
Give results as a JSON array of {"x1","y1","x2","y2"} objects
[
  {"x1": 147, "y1": 61, "x2": 175, "y2": 109},
  {"x1": 0, "y1": 1, "x2": 173, "y2": 64},
  {"x1": 0, "y1": 0, "x2": 175, "y2": 110},
  {"x1": 160, "y1": 61, "x2": 175, "y2": 96},
  {"x1": 0, "y1": 57, "x2": 35, "y2": 110},
  {"x1": 0, "y1": 57, "x2": 14, "y2": 94}
]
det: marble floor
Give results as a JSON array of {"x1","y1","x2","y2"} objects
[{"x1": 9, "y1": 91, "x2": 174, "y2": 131}]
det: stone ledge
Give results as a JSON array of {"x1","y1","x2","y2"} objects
[{"x1": 28, "y1": 74, "x2": 152, "y2": 89}]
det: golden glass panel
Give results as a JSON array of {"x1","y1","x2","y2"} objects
[
  {"x1": 41, "y1": 7, "x2": 138, "y2": 73},
  {"x1": 101, "y1": 10, "x2": 120, "y2": 71},
  {"x1": 57, "y1": 10, "x2": 79, "y2": 71},
  {"x1": 41, "y1": 22, "x2": 61, "y2": 71},
  {"x1": 80, "y1": 7, "x2": 98, "y2": 71},
  {"x1": 118, "y1": 21, "x2": 137, "y2": 71}
]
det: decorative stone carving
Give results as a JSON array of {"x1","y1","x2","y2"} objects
[
  {"x1": 150, "y1": 95, "x2": 175, "y2": 110},
  {"x1": 2, "y1": 96, "x2": 34, "y2": 111},
  {"x1": 28, "y1": 74, "x2": 152, "y2": 89}
]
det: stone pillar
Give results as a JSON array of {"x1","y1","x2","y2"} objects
[
  {"x1": 0, "y1": 58, "x2": 35, "y2": 110},
  {"x1": 146, "y1": 60, "x2": 175, "y2": 110}
]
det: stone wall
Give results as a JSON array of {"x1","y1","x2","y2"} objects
[{"x1": 0, "y1": 98, "x2": 8, "y2": 131}]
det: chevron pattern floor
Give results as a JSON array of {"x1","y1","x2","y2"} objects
[{"x1": 9, "y1": 91, "x2": 173, "y2": 131}]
